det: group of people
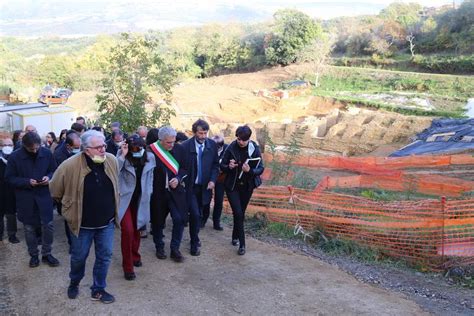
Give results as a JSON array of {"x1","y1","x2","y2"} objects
[{"x1": 0, "y1": 117, "x2": 264, "y2": 304}]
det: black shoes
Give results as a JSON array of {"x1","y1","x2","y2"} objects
[
  {"x1": 170, "y1": 249, "x2": 184, "y2": 263},
  {"x1": 67, "y1": 281, "x2": 79, "y2": 299},
  {"x1": 155, "y1": 249, "x2": 167, "y2": 260},
  {"x1": 238, "y1": 247, "x2": 246, "y2": 256},
  {"x1": 42, "y1": 254, "x2": 60, "y2": 267},
  {"x1": 231, "y1": 239, "x2": 239, "y2": 246},
  {"x1": 133, "y1": 260, "x2": 142, "y2": 267},
  {"x1": 124, "y1": 272, "x2": 136, "y2": 281},
  {"x1": 8, "y1": 235, "x2": 20, "y2": 243},
  {"x1": 29, "y1": 256, "x2": 40, "y2": 268},
  {"x1": 213, "y1": 225, "x2": 224, "y2": 231},
  {"x1": 91, "y1": 290, "x2": 115, "y2": 304},
  {"x1": 190, "y1": 247, "x2": 201, "y2": 256}
]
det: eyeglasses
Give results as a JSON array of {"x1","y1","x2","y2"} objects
[{"x1": 87, "y1": 144, "x2": 107, "y2": 151}]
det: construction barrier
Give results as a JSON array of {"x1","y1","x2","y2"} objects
[
  {"x1": 224, "y1": 186, "x2": 474, "y2": 270},
  {"x1": 222, "y1": 153, "x2": 474, "y2": 270}
]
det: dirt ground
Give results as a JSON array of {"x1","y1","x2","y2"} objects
[{"x1": 0, "y1": 215, "x2": 429, "y2": 315}]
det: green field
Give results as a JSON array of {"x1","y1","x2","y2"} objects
[{"x1": 308, "y1": 66, "x2": 474, "y2": 118}]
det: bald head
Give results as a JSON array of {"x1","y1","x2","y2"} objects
[{"x1": 24, "y1": 125, "x2": 37, "y2": 133}]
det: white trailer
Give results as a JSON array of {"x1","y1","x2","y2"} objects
[{"x1": 8, "y1": 106, "x2": 76, "y2": 137}]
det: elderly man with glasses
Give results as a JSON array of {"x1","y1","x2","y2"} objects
[{"x1": 50, "y1": 130, "x2": 120, "y2": 304}]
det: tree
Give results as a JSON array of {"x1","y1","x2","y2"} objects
[
  {"x1": 406, "y1": 33, "x2": 416, "y2": 57},
  {"x1": 297, "y1": 35, "x2": 334, "y2": 87},
  {"x1": 265, "y1": 9, "x2": 323, "y2": 65},
  {"x1": 96, "y1": 33, "x2": 175, "y2": 133}
]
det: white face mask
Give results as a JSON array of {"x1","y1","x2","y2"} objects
[
  {"x1": 2, "y1": 146, "x2": 13, "y2": 155},
  {"x1": 91, "y1": 155, "x2": 106, "y2": 164},
  {"x1": 132, "y1": 148, "x2": 145, "y2": 158}
]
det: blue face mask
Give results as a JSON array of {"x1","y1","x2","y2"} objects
[
  {"x1": 132, "y1": 148, "x2": 145, "y2": 158},
  {"x1": 71, "y1": 148, "x2": 80, "y2": 154}
]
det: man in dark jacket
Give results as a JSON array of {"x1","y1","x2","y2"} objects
[
  {"x1": 149, "y1": 126, "x2": 188, "y2": 262},
  {"x1": 182, "y1": 120, "x2": 219, "y2": 256},
  {"x1": 106, "y1": 130, "x2": 124, "y2": 156},
  {"x1": 54, "y1": 132, "x2": 81, "y2": 166},
  {"x1": 5, "y1": 132, "x2": 59, "y2": 267},
  {"x1": 201, "y1": 134, "x2": 228, "y2": 230},
  {"x1": 0, "y1": 137, "x2": 19, "y2": 243}
]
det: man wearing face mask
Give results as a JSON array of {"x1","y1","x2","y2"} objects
[
  {"x1": 5, "y1": 132, "x2": 58, "y2": 266},
  {"x1": 117, "y1": 135, "x2": 155, "y2": 280},
  {"x1": 54, "y1": 132, "x2": 81, "y2": 166},
  {"x1": 182, "y1": 119, "x2": 219, "y2": 256},
  {"x1": 50, "y1": 130, "x2": 119, "y2": 303},
  {"x1": 0, "y1": 137, "x2": 19, "y2": 243},
  {"x1": 106, "y1": 130, "x2": 124, "y2": 157}
]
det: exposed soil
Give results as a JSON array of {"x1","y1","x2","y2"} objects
[
  {"x1": 1, "y1": 215, "x2": 429, "y2": 315},
  {"x1": 250, "y1": 233, "x2": 474, "y2": 316}
]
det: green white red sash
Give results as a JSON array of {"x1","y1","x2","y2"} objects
[{"x1": 150, "y1": 141, "x2": 179, "y2": 175}]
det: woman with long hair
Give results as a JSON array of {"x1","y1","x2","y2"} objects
[
  {"x1": 45, "y1": 132, "x2": 58, "y2": 152},
  {"x1": 117, "y1": 134, "x2": 155, "y2": 280}
]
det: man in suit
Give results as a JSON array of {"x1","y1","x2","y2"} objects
[
  {"x1": 182, "y1": 119, "x2": 219, "y2": 256},
  {"x1": 201, "y1": 134, "x2": 228, "y2": 230},
  {"x1": 149, "y1": 126, "x2": 188, "y2": 262},
  {"x1": 5, "y1": 132, "x2": 59, "y2": 268}
]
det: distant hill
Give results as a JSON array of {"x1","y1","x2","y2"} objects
[{"x1": 0, "y1": 0, "x2": 386, "y2": 37}]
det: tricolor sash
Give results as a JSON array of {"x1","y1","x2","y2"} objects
[{"x1": 150, "y1": 141, "x2": 179, "y2": 175}]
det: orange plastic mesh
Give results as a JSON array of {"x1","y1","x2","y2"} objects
[{"x1": 224, "y1": 153, "x2": 474, "y2": 270}]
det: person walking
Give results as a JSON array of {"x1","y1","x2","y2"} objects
[
  {"x1": 5, "y1": 132, "x2": 59, "y2": 267},
  {"x1": 0, "y1": 137, "x2": 19, "y2": 243},
  {"x1": 49, "y1": 130, "x2": 119, "y2": 303},
  {"x1": 149, "y1": 126, "x2": 188, "y2": 262},
  {"x1": 117, "y1": 135, "x2": 155, "y2": 280},
  {"x1": 201, "y1": 134, "x2": 228, "y2": 230},
  {"x1": 182, "y1": 119, "x2": 219, "y2": 256},
  {"x1": 220, "y1": 125, "x2": 264, "y2": 255}
]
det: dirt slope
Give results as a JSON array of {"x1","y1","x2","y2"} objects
[{"x1": 0, "y1": 216, "x2": 428, "y2": 315}]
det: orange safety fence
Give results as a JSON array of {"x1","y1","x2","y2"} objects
[
  {"x1": 224, "y1": 186, "x2": 474, "y2": 270},
  {"x1": 263, "y1": 153, "x2": 474, "y2": 172},
  {"x1": 316, "y1": 174, "x2": 474, "y2": 197}
]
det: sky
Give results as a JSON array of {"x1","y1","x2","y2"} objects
[
  {"x1": 0, "y1": 0, "x2": 458, "y2": 19},
  {"x1": 0, "y1": 0, "x2": 461, "y2": 36}
]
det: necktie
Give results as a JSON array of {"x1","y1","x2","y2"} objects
[{"x1": 197, "y1": 144, "x2": 203, "y2": 185}]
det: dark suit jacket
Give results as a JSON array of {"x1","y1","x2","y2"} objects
[
  {"x1": 53, "y1": 142, "x2": 73, "y2": 166},
  {"x1": 5, "y1": 147, "x2": 57, "y2": 225},
  {"x1": 182, "y1": 137, "x2": 219, "y2": 206},
  {"x1": 106, "y1": 138, "x2": 120, "y2": 156},
  {"x1": 0, "y1": 158, "x2": 16, "y2": 215},
  {"x1": 150, "y1": 143, "x2": 188, "y2": 224}
]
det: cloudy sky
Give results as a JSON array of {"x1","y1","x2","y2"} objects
[{"x1": 0, "y1": 0, "x2": 461, "y2": 36}]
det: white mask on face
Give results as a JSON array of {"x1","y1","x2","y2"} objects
[{"x1": 2, "y1": 146, "x2": 13, "y2": 155}]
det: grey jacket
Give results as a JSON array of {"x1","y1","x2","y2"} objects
[{"x1": 117, "y1": 150, "x2": 155, "y2": 229}]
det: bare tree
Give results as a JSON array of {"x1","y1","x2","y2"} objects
[
  {"x1": 297, "y1": 35, "x2": 335, "y2": 87},
  {"x1": 406, "y1": 33, "x2": 416, "y2": 57}
]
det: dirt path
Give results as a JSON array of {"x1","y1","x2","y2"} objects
[{"x1": 1, "y1": 215, "x2": 429, "y2": 315}]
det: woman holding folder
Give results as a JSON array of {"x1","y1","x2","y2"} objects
[{"x1": 220, "y1": 125, "x2": 264, "y2": 255}]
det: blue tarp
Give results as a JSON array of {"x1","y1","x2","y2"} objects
[{"x1": 390, "y1": 119, "x2": 474, "y2": 157}]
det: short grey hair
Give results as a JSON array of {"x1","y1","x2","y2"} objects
[
  {"x1": 158, "y1": 126, "x2": 177, "y2": 140},
  {"x1": 81, "y1": 130, "x2": 105, "y2": 151}
]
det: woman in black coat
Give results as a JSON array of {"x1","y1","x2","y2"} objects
[{"x1": 220, "y1": 125, "x2": 264, "y2": 255}]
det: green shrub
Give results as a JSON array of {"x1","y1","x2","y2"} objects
[{"x1": 412, "y1": 55, "x2": 474, "y2": 74}]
